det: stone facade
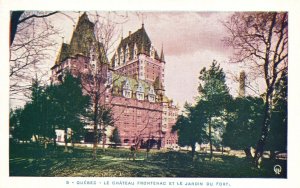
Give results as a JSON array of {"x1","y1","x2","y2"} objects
[{"x1": 51, "y1": 13, "x2": 178, "y2": 149}]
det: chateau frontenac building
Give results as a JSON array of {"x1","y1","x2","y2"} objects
[{"x1": 51, "y1": 13, "x2": 178, "y2": 149}]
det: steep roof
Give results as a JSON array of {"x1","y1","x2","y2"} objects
[
  {"x1": 55, "y1": 43, "x2": 70, "y2": 65},
  {"x1": 53, "y1": 12, "x2": 108, "y2": 67},
  {"x1": 111, "y1": 24, "x2": 161, "y2": 65},
  {"x1": 111, "y1": 72, "x2": 153, "y2": 96},
  {"x1": 160, "y1": 46, "x2": 165, "y2": 62}
]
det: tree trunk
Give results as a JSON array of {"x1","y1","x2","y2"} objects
[
  {"x1": 10, "y1": 11, "x2": 24, "y2": 46},
  {"x1": 64, "y1": 128, "x2": 68, "y2": 152},
  {"x1": 191, "y1": 144, "x2": 196, "y2": 160},
  {"x1": 70, "y1": 129, "x2": 74, "y2": 148},
  {"x1": 244, "y1": 147, "x2": 253, "y2": 159},
  {"x1": 53, "y1": 137, "x2": 57, "y2": 148},
  {"x1": 102, "y1": 126, "x2": 106, "y2": 151},
  {"x1": 93, "y1": 97, "x2": 99, "y2": 160},
  {"x1": 209, "y1": 123, "x2": 213, "y2": 159},
  {"x1": 270, "y1": 150, "x2": 276, "y2": 160},
  {"x1": 53, "y1": 127, "x2": 57, "y2": 148},
  {"x1": 254, "y1": 93, "x2": 272, "y2": 167}
]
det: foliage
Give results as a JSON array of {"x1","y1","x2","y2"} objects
[
  {"x1": 223, "y1": 97, "x2": 264, "y2": 154},
  {"x1": 266, "y1": 70, "x2": 287, "y2": 153},
  {"x1": 10, "y1": 107, "x2": 32, "y2": 141},
  {"x1": 110, "y1": 128, "x2": 121, "y2": 146},
  {"x1": 48, "y1": 72, "x2": 90, "y2": 148},
  {"x1": 10, "y1": 72, "x2": 90, "y2": 148},
  {"x1": 197, "y1": 60, "x2": 232, "y2": 158}
]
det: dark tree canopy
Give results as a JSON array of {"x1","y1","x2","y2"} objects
[
  {"x1": 266, "y1": 70, "x2": 287, "y2": 153},
  {"x1": 172, "y1": 103, "x2": 206, "y2": 158},
  {"x1": 110, "y1": 127, "x2": 121, "y2": 147},
  {"x1": 223, "y1": 96, "x2": 264, "y2": 157},
  {"x1": 10, "y1": 72, "x2": 90, "y2": 149}
]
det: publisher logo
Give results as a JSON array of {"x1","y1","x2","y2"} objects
[{"x1": 274, "y1": 165, "x2": 282, "y2": 175}]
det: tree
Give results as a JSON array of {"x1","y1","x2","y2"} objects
[
  {"x1": 223, "y1": 12, "x2": 288, "y2": 166},
  {"x1": 10, "y1": 78, "x2": 52, "y2": 145},
  {"x1": 223, "y1": 97, "x2": 264, "y2": 158},
  {"x1": 265, "y1": 69, "x2": 287, "y2": 157},
  {"x1": 172, "y1": 103, "x2": 205, "y2": 158},
  {"x1": 10, "y1": 72, "x2": 90, "y2": 151},
  {"x1": 197, "y1": 60, "x2": 232, "y2": 159},
  {"x1": 50, "y1": 72, "x2": 90, "y2": 151},
  {"x1": 110, "y1": 128, "x2": 121, "y2": 148},
  {"x1": 9, "y1": 107, "x2": 32, "y2": 142},
  {"x1": 10, "y1": 11, "x2": 61, "y2": 103}
]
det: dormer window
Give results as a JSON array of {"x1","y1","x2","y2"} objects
[
  {"x1": 120, "y1": 49, "x2": 124, "y2": 64},
  {"x1": 133, "y1": 43, "x2": 138, "y2": 59},
  {"x1": 148, "y1": 95, "x2": 155, "y2": 102},
  {"x1": 150, "y1": 45, "x2": 155, "y2": 59},
  {"x1": 125, "y1": 45, "x2": 130, "y2": 61},
  {"x1": 148, "y1": 85, "x2": 156, "y2": 102},
  {"x1": 123, "y1": 79, "x2": 132, "y2": 98},
  {"x1": 124, "y1": 90, "x2": 132, "y2": 98},
  {"x1": 136, "y1": 82, "x2": 144, "y2": 100},
  {"x1": 136, "y1": 92, "x2": 144, "y2": 100}
]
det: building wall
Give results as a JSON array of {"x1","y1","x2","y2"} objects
[
  {"x1": 106, "y1": 93, "x2": 163, "y2": 147},
  {"x1": 114, "y1": 54, "x2": 164, "y2": 86}
]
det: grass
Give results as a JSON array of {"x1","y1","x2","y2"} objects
[{"x1": 9, "y1": 143, "x2": 286, "y2": 178}]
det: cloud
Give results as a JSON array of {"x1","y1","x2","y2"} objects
[{"x1": 142, "y1": 12, "x2": 233, "y2": 57}]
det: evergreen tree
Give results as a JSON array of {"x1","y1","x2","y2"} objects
[
  {"x1": 110, "y1": 127, "x2": 121, "y2": 148},
  {"x1": 50, "y1": 72, "x2": 90, "y2": 151},
  {"x1": 10, "y1": 107, "x2": 32, "y2": 142},
  {"x1": 172, "y1": 102, "x2": 206, "y2": 158},
  {"x1": 197, "y1": 60, "x2": 232, "y2": 159},
  {"x1": 223, "y1": 97, "x2": 264, "y2": 158}
]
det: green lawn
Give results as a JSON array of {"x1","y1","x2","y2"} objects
[{"x1": 9, "y1": 143, "x2": 286, "y2": 177}]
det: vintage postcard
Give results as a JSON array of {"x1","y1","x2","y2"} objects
[{"x1": 1, "y1": 0, "x2": 299, "y2": 188}]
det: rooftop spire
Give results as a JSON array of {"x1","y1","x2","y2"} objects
[
  {"x1": 160, "y1": 44, "x2": 165, "y2": 62},
  {"x1": 121, "y1": 25, "x2": 123, "y2": 40},
  {"x1": 141, "y1": 13, "x2": 145, "y2": 28}
]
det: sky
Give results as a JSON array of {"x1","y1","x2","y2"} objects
[
  {"x1": 46, "y1": 11, "x2": 254, "y2": 111},
  {"x1": 7, "y1": 11, "x2": 268, "y2": 110}
]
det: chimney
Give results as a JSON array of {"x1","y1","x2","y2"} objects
[{"x1": 129, "y1": 31, "x2": 131, "y2": 37}]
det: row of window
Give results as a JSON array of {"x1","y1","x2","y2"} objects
[{"x1": 122, "y1": 90, "x2": 156, "y2": 102}]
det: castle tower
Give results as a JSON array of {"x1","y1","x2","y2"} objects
[
  {"x1": 111, "y1": 24, "x2": 165, "y2": 86},
  {"x1": 239, "y1": 71, "x2": 246, "y2": 97}
]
